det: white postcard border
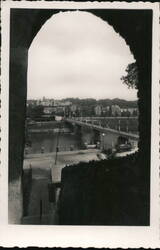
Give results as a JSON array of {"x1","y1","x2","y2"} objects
[{"x1": 0, "y1": 1, "x2": 160, "y2": 248}]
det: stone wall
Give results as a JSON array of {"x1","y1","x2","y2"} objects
[{"x1": 58, "y1": 154, "x2": 149, "y2": 225}]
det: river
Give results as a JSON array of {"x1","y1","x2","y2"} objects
[
  {"x1": 27, "y1": 132, "x2": 80, "y2": 154},
  {"x1": 26, "y1": 118, "x2": 138, "y2": 155}
]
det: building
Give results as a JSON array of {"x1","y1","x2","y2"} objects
[
  {"x1": 70, "y1": 104, "x2": 77, "y2": 112},
  {"x1": 121, "y1": 108, "x2": 138, "y2": 117},
  {"x1": 36, "y1": 99, "x2": 42, "y2": 106},
  {"x1": 54, "y1": 100, "x2": 72, "y2": 107},
  {"x1": 94, "y1": 105, "x2": 102, "y2": 116},
  {"x1": 61, "y1": 101, "x2": 72, "y2": 106},
  {"x1": 27, "y1": 99, "x2": 37, "y2": 107},
  {"x1": 41, "y1": 97, "x2": 54, "y2": 107},
  {"x1": 111, "y1": 105, "x2": 121, "y2": 116},
  {"x1": 127, "y1": 108, "x2": 138, "y2": 116},
  {"x1": 102, "y1": 106, "x2": 110, "y2": 116},
  {"x1": 43, "y1": 106, "x2": 56, "y2": 114}
]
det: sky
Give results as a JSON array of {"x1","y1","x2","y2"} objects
[{"x1": 27, "y1": 11, "x2": 137, "y2": 101}]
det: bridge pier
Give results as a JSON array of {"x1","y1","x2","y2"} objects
[
  {"x1": 73, "y1": 125, "x2": 101, "y2": 148},
  {"x1": 100, "y1": 132, "x2": 118, "y2": 151},
  {"x1": 81, "y1": 126, "x2": 95, "y2": 146}
]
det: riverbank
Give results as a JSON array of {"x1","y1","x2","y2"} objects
[
  {"x1": 25, "y1": 130, "x2": 80, "y2": 154},
  {"x1": 50, "y1": 149, "x2": 100, "y2": 183},
  {"x1": 25, "y1": 148, "x2": 100, "y2": 159},
  {"x1": 24, "y1": 149, "x2": 100, "y2": 182},
  {"x1": 28, "y1": 128, "x2": 71, "y2": 133}
]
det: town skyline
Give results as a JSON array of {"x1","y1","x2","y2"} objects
[
  {"x1": 27, "y1": 96, "x2": 138, "y2": 101},
  {"x1": 27, "y1": 96, "x2": 138, "y2": 118}
]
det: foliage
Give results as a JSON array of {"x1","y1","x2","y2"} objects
[
  {"x1": 59, "y1": 153, "x2": 148, "y2": 225},
  {"x1": 27, "y1": 105, "x2": 44, "y2": 118},
  {"x1": 63, "y1": 98, "x2": 137, "y2": 109},
  {"x1": 121, "y1": 62, "x2": 138, "y2": 89}
]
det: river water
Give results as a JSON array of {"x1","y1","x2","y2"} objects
[
  {"x1": 28, "y1": 132, "x2": 80, "y2": 154},
  {"x1": 26, "y1": 119, "x2": 139, "y2": 154}
]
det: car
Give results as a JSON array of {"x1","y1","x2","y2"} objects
[
  {"x1": 116, "y1": 143, "x2": 132, "y2": 152},
  {"x1": 97, "y1": 153, "x2": 107, "y2": 160},
  {"x1": 114, "y1": 147, "x2": 138, "y2": 158}
]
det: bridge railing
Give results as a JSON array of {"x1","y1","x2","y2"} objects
[
  {"x1": 65, "y1": 118, "x2": 139, "y2": 141},
  {"x1": 72, "y1": 116, "x2": 138, "y2": 120},
  {"x1": 68, "y1": 117, "x2": 138, "y2": 134}
]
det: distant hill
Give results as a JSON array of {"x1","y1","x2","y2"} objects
[{"x1": 61, "y1": 98, "x2": 138, "y2": 108}]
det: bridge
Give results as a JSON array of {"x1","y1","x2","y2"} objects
[
  {"x1": 65, "y1": 118, "x2": 139, "y2": 150},
  {"x1": 72, "y1": 116, "x2": 138, "y2": 120},
  {"x1": 65, "y1": 118, "x2": 139, "y2": 141}
]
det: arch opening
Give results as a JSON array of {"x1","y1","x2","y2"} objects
[
  {"x1": 27, "y1": 11, "x2": 137, "y2": 101},
  {"x1": 9, "y1": 8, "x2": 152, "y2": 225}
]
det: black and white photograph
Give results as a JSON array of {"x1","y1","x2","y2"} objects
[{"x1": 0, "y1": 1, "x2": 160, "y2": 248}]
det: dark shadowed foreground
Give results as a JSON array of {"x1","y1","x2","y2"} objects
[{"x1": 58, "y1": 153, "x2": 148, "y2": 225}]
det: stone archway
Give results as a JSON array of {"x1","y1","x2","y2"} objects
[{"x1": 9, "y1": 8, "x2": 152, "y2": 223}]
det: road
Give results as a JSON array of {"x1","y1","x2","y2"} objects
[{"x1": 22, "y1": 149, "x2": 100, "y2": 224}]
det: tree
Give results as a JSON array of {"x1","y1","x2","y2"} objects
[
  {"x1": 27, "y1": 105, "x2": 44, "y2": 119},
  {"x1": 121, "y1": 62, "x2": 138, "y2": 89}
]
